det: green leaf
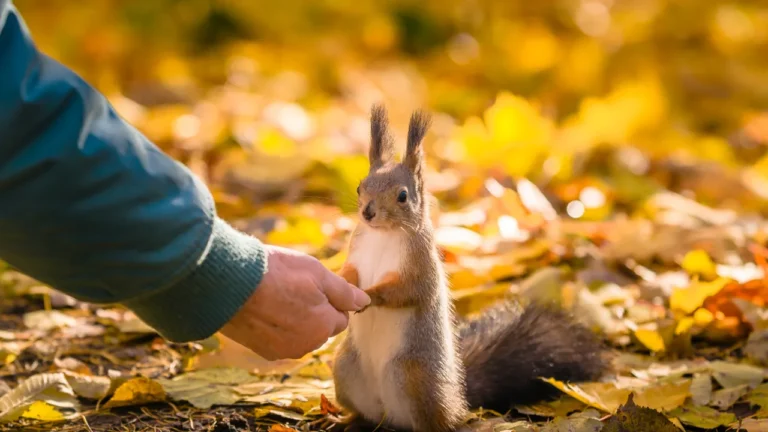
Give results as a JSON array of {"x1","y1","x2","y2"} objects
[
  {"x1": 493, "y1": 421, "x2": 538, "y2": 432},
  {"x1": 709, "y1": 384, "x2": 750, "y2": 410},
  {"x1": 158, "y1": 367, "x2": 258, "y2": 409},
  {"x1": 746, "y1": 383, "x2": 768, "y2": 417},
  {"x1": 668, "y1": 404, "x2": 737, "y2": 429},
  {"x1": 540, "y1": 409, "x2": 603, "y2": 432},
  {"x1": 515, "y1": 396, "x2": 586, "y2": 418},
  {"x1": 710, "y1": 361, "x2": 765, "y2": 390},
  {"x1": 690, "y1": 373, "x2": 712, "y2": 406}
]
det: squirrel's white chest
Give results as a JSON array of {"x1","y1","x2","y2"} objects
[
  {"x1": 347, "y1": 228, "x2": 404, "y2": 290},
  {"x1": 346, "y1": 229, "x2": 414, "y2": 425}
]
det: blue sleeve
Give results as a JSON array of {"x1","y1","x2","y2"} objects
[{"x1": 0, "y1": 0, "x2": 267, "y2": 342}]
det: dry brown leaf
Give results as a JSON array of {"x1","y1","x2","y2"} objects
[{"x1": 320, "y1": 394, "x2": 341, "y2": 416}]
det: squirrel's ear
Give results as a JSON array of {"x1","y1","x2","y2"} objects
[
  {"x1": 403, "y1": 109, "x2": 431, "y2": 178},
  {"x1": 369, "y1": 104, "x2": 395, "y2": 170}
]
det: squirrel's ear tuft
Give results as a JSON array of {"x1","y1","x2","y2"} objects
[
  {"x1": 403, "y1": 109, "x2": 431, "y2": 177},
  {"x1": 369, "y1": 104, "x2": 395, "y2": 170}
]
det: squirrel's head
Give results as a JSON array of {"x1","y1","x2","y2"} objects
[{"x1": 356, "y1": 104, "x2": 431, "y2": 232}]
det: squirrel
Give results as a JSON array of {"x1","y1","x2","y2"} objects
[{"x1": 331, "y1": 104, "x2": 608, "y2": 432}]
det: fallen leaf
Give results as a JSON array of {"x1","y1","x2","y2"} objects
[
  {"x1": 104, "y1": 377, "x2": 165, "y2": 408},
  {"x1": 434, "y1": 226, "x2": 483, "y2": 254},
  {"x1": 254, "y1": 406, "x2": 310, "y2": 421},
  {"x1": 20, "y1": 401, "x2": 65, "y2": 421},
  {"x1": 269, "y1": 424, "x2": 299, "y2": 432},
  {"x1": 633, "y1": 379, "x2": 691, "y2": 412},
  {"x1": 738, "y1": 418, "x2": 768, "y2": 431},
  {"x1": 320, "y1": 394, "x2": 341, "y2": 415},
  {"x1": 62, "y1": 372, "x2": 112, "y2": 400},
  {"x1": 515, "y1": 396, "x2": 586, "y2": 418},
  {"x1": 238, "y1": 379, "x2": 333, "y2": 417},
  {"x1": 601, "y1": 393, "x2": 680, "y2": 432},
  {"x1": 22, "y1": 311, "x2": 78, "y2": 332},
  {"x1": 746, "y1": 383, "x2": 768, "y2": 417},
  {"x1": 493, "y1": 420, "x2": 538, "y2": 432},
  {"x1": 681, "y1": 249, "x2": 717, "y2": 280},
  {"x1": 635, "y1": 328, "x2": 666, "y2": 352},
  {"x1": 746, "y1": 329, "x2": 768, "y2": 366},
  {"x1": 668, "y1": 404, "x2": 737, "y2": 429},
  {"x1": 540, "y1": 409, "x2": 603, "y2": 432},
  {"x1": 674, "y1": 317, "x2": 694, "y2": 335},
  {"x1": 158, "y1": 367, "x2": 258, "y2": 409},
  {"x1": 0, "y1": 373, "x2": 79, "y2": 423},
  {"x1": 690, "y1": 373, "x2": 713, "y2": 406},
  {"x1": 51, "y1": 357, "x2": 91, "y2": 376},
  {"x1": 710, "y1": 361, "x2": 765, "y2": 390},
  {"x1": 297, "y1": 361, "x2": 333, "y2": 380},
  {"x1": 670, "y1": 278, "x2": 730, "y2": 315},
  {"x1": 542, "y1": 378, "x2": 630, "y2": 412},
  {"x1": 710, "y1": 384, "x2": 750, "y2": 409},
  {"x1": 693, "y1": 308, "x2": 714, "y2": 326}
]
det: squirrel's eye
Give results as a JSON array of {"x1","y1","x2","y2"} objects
[{"x1": 397, "y1": 190, "x2": 408, "y2": 203}]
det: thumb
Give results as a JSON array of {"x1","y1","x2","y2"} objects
[{"x1": 321, "y1": 270, "x2": 371, "y2": 311}]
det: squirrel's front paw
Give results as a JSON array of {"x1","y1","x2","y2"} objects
[{"x1": 355, "y1": 292, "x2": 381, "y2": 314}]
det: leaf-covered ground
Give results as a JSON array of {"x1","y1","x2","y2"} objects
[{"x1": 6, "y1": 0, "x2": 768, "y2": 431}]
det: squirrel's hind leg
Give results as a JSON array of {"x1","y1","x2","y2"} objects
[
  {"x1": 332, "y1": 338, "x2": 383, "y2": 425},
  {"x1": 386, "y1": 357, "x2": 468, "y2": 432}
]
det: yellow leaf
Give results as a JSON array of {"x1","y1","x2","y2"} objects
[
  {"x1": 105, "y1": 377, "x2": 165, "y2": 408},
  {"x1": 266, "y1": 218, "x2": 328, "y2": 250},
  {"x1": 633, "y1": 380, "x2": 692, "y2": 411},
  {"x1": 446, "y1": 266, "x2": 494, "y2": 290},
  {"x1": 670, "y1": 278, "x2": 730, "y2": 315},
  {"x1": 681, "y1": 250, "x2": 717, "y2": 280},
  {"x1": 253, "y1": 407, "x2": 270, "y2": 418},
  {"x1": 542, "y1": 378, "x2": 630, "y2": 413},
  {"x1": 452, "y1": 283, "x2": 512, "y2": 317},
  {"x1": 508, "y1": 24, "x2": 561, "y2": 74},
  {"x1": 0, "y1": 351, "x2": 16, "y2": 366},
  {"x1": 297, "y1": 361, "x2": 333, "y2": 381},
  {"x1": 256, "y1": 126, "x2": 297, "y2": 157},
  {"x1": 454, "y1": 92, "x2": 554, "y2": 177},
  {"x1": 362, "y1": 16, "x2": 398, "y2": 51},
  {"x1": 694, "y1": 309, "x2": 715, "y2": 326},
  {"x1": 434, "y1": 226, "x2": 483, "y2": 254},
  {"x1": 675, "y1": 317, "x2": 695, "y2": 335},
  {"x1": 20, "y1": 401, "x2": 64, "y2": 421},
  {"x1": 635, "y1": 329, "x2": 666, "y2": 352},
  {"x1": 320, "y1": 249, "x2": 348, "y2": 273}
]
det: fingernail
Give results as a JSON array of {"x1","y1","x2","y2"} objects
[{"x1": 353, "y1": 287, "x2": 371, "y2": 309}]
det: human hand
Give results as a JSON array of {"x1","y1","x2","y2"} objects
[{"x1": 220, "y1": 245, "x2": 370, "y2": 360}]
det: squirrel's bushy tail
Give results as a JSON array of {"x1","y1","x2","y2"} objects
[{"x1": 458, "y1": 301, "x2": 607, "y2": 412}]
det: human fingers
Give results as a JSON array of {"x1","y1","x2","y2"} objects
[
  {"x1": 320, "y1": 268, "x2": 370, "y2": 311},
  {"x1": 327, "y1": 307, "x2": 350, "y2": 337}
]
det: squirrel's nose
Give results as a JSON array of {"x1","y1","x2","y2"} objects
[{"x1": 363, "y1": 202, "x2": 376, "y2": 221}]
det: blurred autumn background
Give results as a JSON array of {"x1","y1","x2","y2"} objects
[{"x1": 5, "y1": 0, "x2": 768, "y2": 430}]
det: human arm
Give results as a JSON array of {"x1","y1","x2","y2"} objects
[{"x1": 0, "y1": 0, "x2": 368, "y2": 351}]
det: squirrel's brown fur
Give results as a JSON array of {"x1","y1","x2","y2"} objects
[{"x1": 331, "y1": 105, "x2": 607, "y2": 432}]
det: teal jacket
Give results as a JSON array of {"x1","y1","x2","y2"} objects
[{"x1": 0, "y1": 0, "x2": 267, "y2": 342}]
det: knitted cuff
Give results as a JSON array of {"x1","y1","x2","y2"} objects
[{"x1": 123, "y1": 217, "x2": 267, "y2": 342}]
